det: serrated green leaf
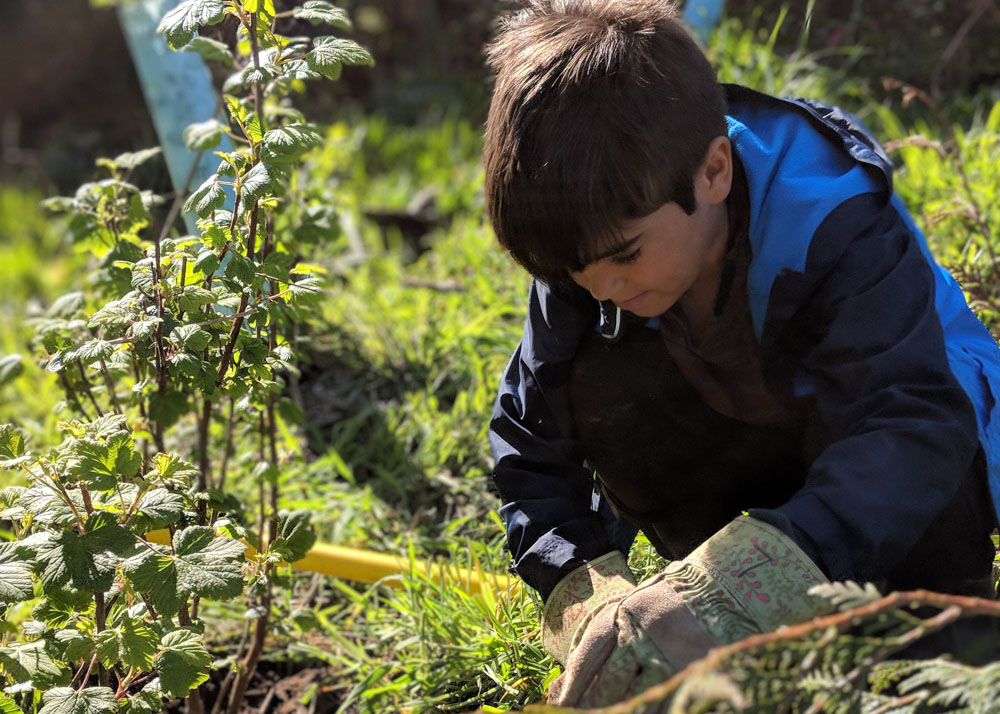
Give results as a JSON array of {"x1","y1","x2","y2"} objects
[
  {"x1": 182, "y1": 119, "x2": 224, "y2": 152},
  {"x1": 47, "y1": 292, "x2": 85, "y2": 318},
  {"x1": 53, "y1": 629, "x2": 94, "y2": 663},
  {"x1": 130, "y1": 317, "x2": 163, "y2": 341},
  {"x1": 33, "y1": 514, "x2": 130, "y2": 592},
  {"x1": 156, "y1": 0, "x2": 226, "y2": 50},
  {"x1": 34, "y1": 534, "x2": 93, "y2": 590},
  {"x1": 306, "y1": 36, "x2": 373, "y2": 80},
  {"x1": 171, "y1": 526, "x2": 245, "y2": 600},
  {"x1": 130, "y1": 488, "x2": 185, "y2": 532},
  {"x1": 178, "y1": 285, "x2": 217, "y2": 313},
  {"x1": 170, "y1": 324, "x2": 211, "y2": 353},
  {"x1": 0, "y1": 640, "x2": 66, "y2": 688},
  {"x1": 169, "y1": 352, "x2": 202, "y2": 378},
  {"x1": 0, "y1": 486, "x2": 26, "y2": 520},
  {"x1": 183, "y1": 175, "x2": 226, "y2": 218},
  {"x1": 0, "y1": 354, "x2": 24, "y2": 388},
  {"x1": 245, "y1": 113, "x2": 263, "y2": 144},
  {"x1": 110, "y1": 147, "x2": 163, "y2": 171},
  {"x1": 19, "y1": 488, "x2": 79, "y2": 526},
  {"x1": 123, "y1": 551, "x2": 181, "y2": 617},
  {"x1": 148, "y1": 453, "x2": 199, "y2": 486},
  {"x1": 286, "y1": 277, "x2": 323, "y2": 303},
  {"x1": 0, "y1": 546, "x2": 33, "y2": 604},
  {"x1": 95, "y1": 620, "x2": 158, "y2": 670},
  {"x1": 240, "y1": 161, "x2": 273, "y2": 201},
  {"x1": 0, "y1": 694, "x2": 20, "y2": 714},
  {"x1": 148, "y1": 390, "x2": 189, "y2": 429},
  {"x1": 66, "y1": 431, "x2": 138, "y2": 491},
  {"x1": 39, "y1": 687, "x2": 116, "y2": 714},
  {"x1": 88, "y1": 300, "x2": 134, "y2": 331},
  {"x1": 224, "y1": 252, "x2": 256, "y2": 284},
  {"x1": 84, "y1": 511, "x2": 133, "y2": 554},
  {"x1": 238, "y1": 338, "x2": 268, "y2": 366},
  {"x1": 272, "y1": 510, "x2": 316, "y2": 563},
  {"x1": 261, "y1": 124, "x2": 323, "y2": 164},
  {"x1": 117, "y1": 680, "x2": 162, "y2": 714},
  {"x1": 224, "y1": 95, "x2": 247, "y2": 125},
  {"x1": 194, "y1": 249, "x2": 221, "y2": 277},
  {"x1": 0, "y1": 424, "x2": 25, "y2": 461},
  {"x1": 39, "y1": 600, "x2": 84, "y2": 634},
  {"x1": 73, "y1": 340, "x2": 114, "y2": 366},
  {"x1": 293, "y1": 1, "x2": 351, "y2": 29},
  {"x1": 179, "y1": 36, "x2": 234, "y2": 67},
  {"x1": 279, "y1": 58, "x2": 320, "y2": 82},
  {"x1": 73, "y1": 414, "x2": 127, "y2": 440},
  {"x1": 260, "y1": 251, "x2": 294, "y2": 282},
  {"x1": 156, "y1": 629, "x2": 212, "y2": 698}
]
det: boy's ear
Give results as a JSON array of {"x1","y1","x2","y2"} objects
[{"x1": 696, "y1": 136, "x2": 733, "y2": 207}]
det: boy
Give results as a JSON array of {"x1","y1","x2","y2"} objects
[{"x1": 483, "y1": 0, "x2": 1000, "y2": 706}]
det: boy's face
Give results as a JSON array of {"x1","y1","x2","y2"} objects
[{"x1": 569, "y1": 137, "x2": 733, "y2": 319}]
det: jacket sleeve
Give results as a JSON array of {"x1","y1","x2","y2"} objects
[
  {"x1": 489, "y1": 279, "x2": 636, "y2": 600},
  {"x1": 751, "y1": 191, "x2": 982, "y2": 583}
]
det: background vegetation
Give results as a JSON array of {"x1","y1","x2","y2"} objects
[{"x1": 1, "y1": 0, "x2": 998, "y2": 712}]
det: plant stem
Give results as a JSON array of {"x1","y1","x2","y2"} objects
[
  {"x1": 94, "y1": 591, "x2": 109, "y2": 687},
  {"x1": 76, "y1": 360, "x2": 104, "y2": 416},
  {"x1": 225, "y1": 598, "x2": 270, "y2": 714},
  {"x1": 59, "y1": 372, "x2": 91, "y2": 421},
  {"x1": 209, "y1": 622, "x2": 251, "y2": 714},
  {"x1": 76, "y1": 653, "x2": 99, "y2": 691},
  {"x1": 217, "y1": 398, "x2": 236, "y2": 491},
  {"x1": 99, "y1": 358, "x2": 123, "y2": 415},
  {"x1": 249, "y1": 13, "x2": 265, "y2": 132},
  {"x1": 197, "y1": 396, "x2": 212, "y2": 521},
  {"x1": 215, "y1": 202, "x2": 260, "y2": 385}
]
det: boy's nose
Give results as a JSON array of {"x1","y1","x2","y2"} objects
[{"x1": 574, "y1": 264, "x2": 623, "y2": 302}]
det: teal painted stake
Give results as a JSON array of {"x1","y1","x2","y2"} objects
[
  {"x1": 117, "y1": 0, "x2": 234, "y2": 235},
  {"x1": 684, "y1": 0, "x2": 726, "y2": 44}
]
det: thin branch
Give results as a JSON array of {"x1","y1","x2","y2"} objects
[
  {"x1": 215, "y1": 202, "x2": 261, "y2": 385},
  {"x1": 76, "y1": 360, "x2": 104, "y2": 416},
  {"x1": 98, "y1": 358, "x2": 123, "y2": 415},
  {"x1": 578, "y1": 591, "x2": 1000, "y2": 714},
  {"x1": 217, "y1": 398, "x2": 236, "y2": 492},
  {"x1": 59, "y1": 372, "x2": 92, "y2": 421}
]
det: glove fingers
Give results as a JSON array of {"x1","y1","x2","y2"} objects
[
  {"x1": 547, "y1": 603, "x2": 622, "y2": 705},
  {"x1": 553, "y1": 601, "x2": 676, "y2": 708},
  {"x1": 623, "y1": 570, "x2": 728, "y2": 669}
]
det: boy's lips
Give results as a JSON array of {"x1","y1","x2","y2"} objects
[{"x1": 617, "y1": 291, "x2": 648, "y2": 311}]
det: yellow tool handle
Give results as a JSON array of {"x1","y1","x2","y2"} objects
[{"x1": 145, "y1": 529, "x2": 517, "y2": 597}]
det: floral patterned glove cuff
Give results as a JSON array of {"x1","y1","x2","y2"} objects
[
  {"x1": 541, "y1": 551, "x2": 637, "y2": 664},
  {"x1": 676, "y1": 515, "x2": 829, "y2": 638}
]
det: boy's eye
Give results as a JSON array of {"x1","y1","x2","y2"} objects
[{"x1": 610, "y1": 247, "x2": 641, "y2": 265}]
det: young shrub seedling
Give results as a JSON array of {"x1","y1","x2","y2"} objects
[{"x1": 0, "y1": 2, "x2": 371, "y2": 712}]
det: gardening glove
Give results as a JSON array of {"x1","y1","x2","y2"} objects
[
  {"x1": 547, "y1": 515, "x2": 829, "y2": 708},
  {"x1": 541, "y1": 550, "x2": 638, "y2": 664}
]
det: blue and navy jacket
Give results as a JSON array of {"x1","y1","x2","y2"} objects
[{"x1": 489, "y1": 85, "x2": 1000, "y2": 600}]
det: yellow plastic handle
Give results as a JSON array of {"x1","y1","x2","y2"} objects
[{"x1": 145, "y1": 529, "x2": 517, "y2": 597}]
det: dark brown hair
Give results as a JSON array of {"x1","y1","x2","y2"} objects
[{"x1": 483, "y1": 0, "x2": 727, "y2": 286}]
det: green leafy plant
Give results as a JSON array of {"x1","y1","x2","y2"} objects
[{"x1": 0, "y1": 1, "x2": 370, "y2": 712}]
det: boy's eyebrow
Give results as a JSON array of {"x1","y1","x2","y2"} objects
[{"x1": 589, "y1": 233, "x2": 643, "y2": 263}]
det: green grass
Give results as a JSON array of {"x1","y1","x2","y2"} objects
[{"x1": 1, "y1": 8, "x2": 998, "y2": 712}]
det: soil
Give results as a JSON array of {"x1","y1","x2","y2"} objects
[{"x1": 164, "y1": 657, "x2": 346, "y2": 714}]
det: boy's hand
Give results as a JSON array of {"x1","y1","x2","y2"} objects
[
  {"x1": 541, "y1": 550, "x2": 637, "y2": 663},
  {"x1": 545, "y1": 516, "x2": 829, "y2": 708}
]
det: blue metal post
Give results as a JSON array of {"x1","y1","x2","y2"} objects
[
  {"x1": 683, "y1": 0, "x2": 727, "y2": 44},
  {"x1": 116, "y1": 0, "x2": 233, "y2": 234}
]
